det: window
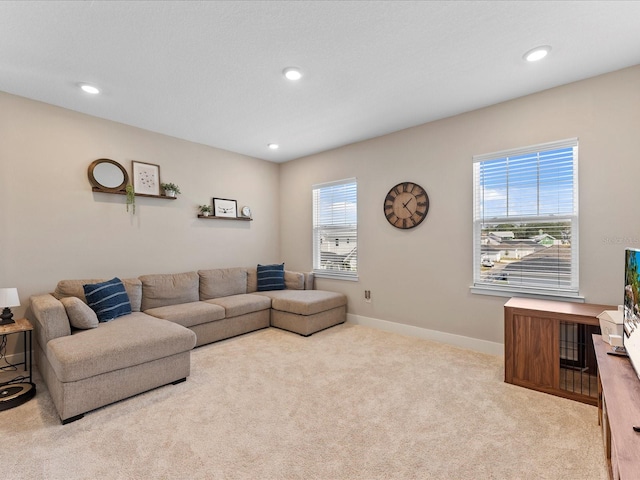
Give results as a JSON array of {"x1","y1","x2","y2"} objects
[
  {"x1": 313, "y1": 178, "x2": 357, "y2": 280},
  {"x1": 472, "y1": 138, "x2": 579, "y2": 298}
]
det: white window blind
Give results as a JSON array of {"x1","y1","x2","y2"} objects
[
  {"x1": 313, "y1": 178, "x2": 358, "y2": 279},
  {"x1": 472, "y1": 138, "x2": 579, "y2": 297}
]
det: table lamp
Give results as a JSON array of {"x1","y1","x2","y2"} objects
[{"x1": 0, "y1": 288, "x2": 20, "y2": 325}]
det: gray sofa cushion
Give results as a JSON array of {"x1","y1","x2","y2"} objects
[
  {"x1": 60, "y1": 297, "x2": 99, "y2": 329},
  {"x1": 54, "y1": 278, "x2": 143, "y2": 312},
  {"x1": 247, "y1": 268, "x2": 258, "y2": 293},
  {"x1": 46, "y1": 312, "x2": 196, "y2": 383},
  {"x1": 144, "y1": 301, "x2": 225, "y2": 328},
  {"x1": 284, "y1": 271, "x2": 305, "y2": 290},
  {"x1": 256, "y1": 290, "x2": 347, "y2": 316},
  {"x1": 205, "y1": 294, "x2": 271, "y2": 318},
  {"x1": 139, "y1": 272, "x2": 199, "y2": 310},
  {"x1": 30, "y1": 294, "x2": 73, "y2": 346},
  {"x1": 304, "y1": 272, "x2": 315, "y2": 290},
  {"x1": 198, "y1": 268, "x2": 247, "y2": 300}
]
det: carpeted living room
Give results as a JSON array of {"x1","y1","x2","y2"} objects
[
  {"x1": 1, "y1": 2, "x2": 640, "y2": 479},
  {"x1": 5, "y1": 325, "x2": 606, "y2": 478}
]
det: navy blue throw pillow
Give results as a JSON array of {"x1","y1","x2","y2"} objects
[
  {"x1": 83, "y1": 277, "x2": 132, "y2": 322},
  {"x1": 257, "y1": 263, "x2": 285, "y2": 291}
]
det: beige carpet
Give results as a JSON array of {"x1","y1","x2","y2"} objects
[{"x1": 2, "y1": 324, "x2": 607, "y2": 479}]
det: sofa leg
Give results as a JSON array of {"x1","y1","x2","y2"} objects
[
  {"x1": 171, "y1": 377, "x2": 186, "y2": 385},
  {"x1": 62, "y1": 413, "x2": 84, "y2": 425}
]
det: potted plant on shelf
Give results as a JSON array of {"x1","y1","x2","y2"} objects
[
  {"x1": 126, "y1": 184, "x2": 135, "y2": 214},
  {"x1": 198, "y1": 204, "x2": 213, "y2": 217},
  {"x1": 161, "y1": 182, "x2": 181, "y2": 197}
]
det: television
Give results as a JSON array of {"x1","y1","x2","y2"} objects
[{"x1": 624, "y1": 248, "x2": 640, "y2": 379}]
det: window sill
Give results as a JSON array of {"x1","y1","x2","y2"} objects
[
  {"x1": 313, "y1": 272, "x2": 359, "y2": 282},
  {"x1": 470, "y1": 285, "x2": 585, "y2": 303}
]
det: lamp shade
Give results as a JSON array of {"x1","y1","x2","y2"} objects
[{"x1": 0, "y1": 288, "x2": 20, "y2": 308}]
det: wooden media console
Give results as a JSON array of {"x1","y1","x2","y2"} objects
[{"x1": 594, "y1": 334, "x2": 640, "y2": 479}]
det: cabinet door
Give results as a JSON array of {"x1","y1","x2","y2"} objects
[{"x1": 511, "y1": 313, "x2": 558, "y2": 388}]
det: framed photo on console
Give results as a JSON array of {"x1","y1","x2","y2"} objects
[
  {"x1": 213, "y1": 198, "x2": 237, "y2": 218},
  {"x1": 132, "y1": 161, "x2": 161, "y2": 195}
]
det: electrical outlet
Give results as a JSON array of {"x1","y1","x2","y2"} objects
[{"x1": 364, "y1": 290, "x2": 371, "y2": 303}]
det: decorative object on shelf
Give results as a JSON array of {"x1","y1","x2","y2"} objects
[
  {"x1": 88, "y1": 158, "x2": 129, "y2": 193},
  {"x1": 161, "y1": 182, "x2": 181, "y2": 198},
  {"x1": 198, "y1": 204, "x2": 213, "y2": 216},
  {"x1": 0, "y1": 288, "x2": 20, "y2": 325},
  {"x1": 125, "y1": 184, "x2": 136, "y2": 214},
  {"x1": 132, "y1": 161, "x2": 161, "y2": 196},
  {"x1": 240, "y1": 205, "x2": 252, "y2": 219},
  {"x1": 384, "y1": 181, "x2": 429, "y2": 229},
  {"x1": 213, "y1": 198, "x2": 237, "y2": 218}
]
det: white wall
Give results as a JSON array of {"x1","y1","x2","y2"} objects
[
  {"x1": 0, "y1": 92, "x2": 281, "y2": 332},
  {"x1": 280, "y1": 65, "x2": 640, "y2": 348}
]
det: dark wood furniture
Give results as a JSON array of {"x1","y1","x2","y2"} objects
[
  {"x1": 504, "y1": 297, "x2": 614, "y2": 405},
  {"x1": 197, "y1": 215, "x2": 252, "y2": 221},
  {"x1": 594, "y1": 334, "x2": 640, "y2": 479},
  {"x1": 91, "y1": 187, "x2": 177, "y2": 199}
]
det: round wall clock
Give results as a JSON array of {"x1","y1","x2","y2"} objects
[{"x1": 384, "y1": 182, "x2": 429, "y2": 229}]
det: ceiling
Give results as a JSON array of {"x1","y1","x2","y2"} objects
[{"x1": 2, "y1": 1, "x2": 640, "y2": 163}]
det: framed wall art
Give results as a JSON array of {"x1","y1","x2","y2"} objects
[
  {"x1": 132, "y1": 161, "x2": 161, "y2": 196},
  {"x1": 213, "y1": 198, "x2": 237, "y2": 218}
]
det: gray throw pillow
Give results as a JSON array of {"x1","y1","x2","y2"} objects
[{"x1": 60, "y1": 296, "x2": 99, "y2": 329}]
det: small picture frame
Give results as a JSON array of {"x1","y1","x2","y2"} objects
[
  {"x1": 132, "y1": 161, "x2": 161, "y2": 196},
  {"x1": 213, "y1": 198, "x2": 237, "y2": 218}
]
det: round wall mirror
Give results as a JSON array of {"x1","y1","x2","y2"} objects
[{"x1": 88, "y1": 158, "x2": 129, "y2": 193}]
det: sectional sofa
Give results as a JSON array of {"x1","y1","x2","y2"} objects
[{"x1": 28, "y1": 266, "x2": 347, "y2": 424}]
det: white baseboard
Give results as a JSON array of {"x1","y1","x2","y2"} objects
[{"x1": 347, "y1": 314, "x2": 504, "y2": 356}]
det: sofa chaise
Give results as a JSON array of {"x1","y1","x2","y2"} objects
[{"x1": 28, "y1": 266, "x2": 347, "y2": 423}]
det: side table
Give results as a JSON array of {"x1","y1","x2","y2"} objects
[{"x1": 0, "y1": 318, "x2": 36, "y2": 410}]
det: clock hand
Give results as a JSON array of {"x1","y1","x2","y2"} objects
[{"x1": 402, "y1": 199, "x2": 413, "y2": 213}]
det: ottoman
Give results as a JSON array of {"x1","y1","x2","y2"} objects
[{"x1": 256, "y1": 290, "x2": 347, "y2": 336}]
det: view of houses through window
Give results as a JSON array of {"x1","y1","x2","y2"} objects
[
  {"x1": 473, "y1": 139, "x2": 578, "y2": 295},
  {"x1": 312, "y1": 179, "x2": 358, "y2": 279}
]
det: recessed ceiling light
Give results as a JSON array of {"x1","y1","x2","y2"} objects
[
  {"x1": 268, "y1": 143, "x2": 279, "y2": 150},
  {"x1": 282, "y1": 67, "x2": 302, "y2": 81},
  {"x1": 78, "y1": 83, "x2": 100, "y2": 94},
  {"x1": 523, "y1": 45, "x2": 551, "y2": 62}
]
